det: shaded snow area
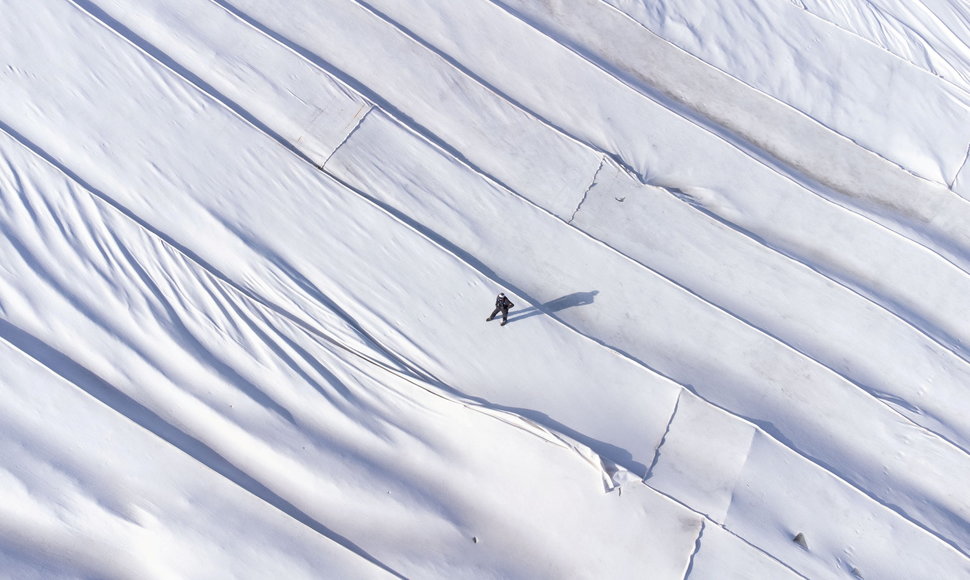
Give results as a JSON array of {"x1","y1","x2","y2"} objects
[{"x1": 1, "y1": 0, "x2": 970, "y2": 578}]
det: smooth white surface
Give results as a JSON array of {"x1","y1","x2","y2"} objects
[{"x1": 1, "y1": 0, "x2": 969, "y2": 577}]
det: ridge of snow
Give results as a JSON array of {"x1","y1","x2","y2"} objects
[{"x1": 2, "y1": 0, "x2": 970, "y2": 577}]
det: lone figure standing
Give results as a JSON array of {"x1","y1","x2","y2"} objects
[{"x1": 487, "y1": 292, "x2": 515, "y2": 326}]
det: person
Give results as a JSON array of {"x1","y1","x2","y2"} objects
[{"x1": 487, "y1": 292, "x2": 515, "y2": 326}]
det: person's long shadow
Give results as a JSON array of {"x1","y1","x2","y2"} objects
[{"x1": 505, "y1": 291, "x2": 599, "y2": 324}]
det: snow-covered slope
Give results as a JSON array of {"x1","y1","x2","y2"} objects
[{"x1": 1, "y1": 0, "x2": 969, "y2": 578}]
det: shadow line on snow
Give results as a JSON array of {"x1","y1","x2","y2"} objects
[
  {"x1": 0, "y1": 117, "x2": 411, "y2": 423},
  {"x1": 690, "y1": 383, "x2": 970, "y2": 560},
  {"x1": 16, "y1": 5, "x2": 963, "y2": 561},
  {"x1": 0, "y1": 319, "x2": 407, "y2": 579},
  {"x1": 317, "y1": 119, "x2": 970, "y2": 558},
  {"x1": 218, "y1": 0, "x2": 970, "y2": 396},
  {"x1": 495, "y1": 0, "x2": 970, "y2": 281},
  {"x1": 0, "y1": 120, "x2": 409, "y2": 576},
  {"x1": 206, "y1": 212, "x2": 447, "y2": 388},
  {"x1": 310, "y1": 172, "x2": 661, "y2": 477},
  {"x1": 497, "y1": 402, "x2": 648, "y2": 476},
  {"x1": 207, "y1": 0, "x2": 524, "y2": 196},
  {"x1": 109, "y1": 240, "x2": 300, "y2": 426},
  {"x1": 60, "y1": 0, "x2": 542, "y2": 393},
  {"x1": 66, "y1": 0, "x2": 317, "y2": 168},
  {"x1": 503, "y1": 290, "x2": 598, "y2": 325}
]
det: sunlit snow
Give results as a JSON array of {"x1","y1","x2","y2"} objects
[{"x1": 1, "y1": 0, "x2": 969, "y2": 578}]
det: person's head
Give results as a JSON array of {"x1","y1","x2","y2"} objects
[{"x1": 498, "y1": 292, "x2": 505, "y2": 297}]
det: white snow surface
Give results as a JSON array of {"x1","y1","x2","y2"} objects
[{"x1": 1, "y1": 0, "x2": 969, "y2": 578}]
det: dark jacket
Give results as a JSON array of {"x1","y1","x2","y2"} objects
[{"x1": 496, "y1": 295, "x2": 514, "y2": 310}]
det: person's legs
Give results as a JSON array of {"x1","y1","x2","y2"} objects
[
  {"x1": 500, "y1": 307, "x2": 509, "y2": 324},
  {"x1": 487, "y1": 307, "x2": 502, "y2": 321}
]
